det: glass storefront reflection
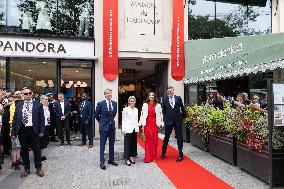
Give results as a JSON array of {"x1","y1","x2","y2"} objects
[
  {"x1": 0, "y1": 0, "x2": 6, "y2": 32},
  {"x1": 189, "y1": 0, "x2": 271, "y2": 39},
  {"x1": 10, "y1": 58, "x2": 56, "y2": 94},
  {"x1": 1, "y1": 0, "x2": 94, "y2": 38},
  {"x1": 0, "y1": 58, "x2": 6, "y2": 89}
]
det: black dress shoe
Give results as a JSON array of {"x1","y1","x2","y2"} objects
[
  {"x1": 176, "y1": 156, "x2": 184, "y2": 162},
  {"x1": 108, "y1": 160, "x2": 118, "y2": 166},
  {"x1": 100, "y1": 163, "x2": 106, "y2": 170},
  {"x1": 161, "y1": 153, "x2": 166, "y2": 159},
  {"x1": 125, "y1": 159, "x2": 131, "y2": 166}
]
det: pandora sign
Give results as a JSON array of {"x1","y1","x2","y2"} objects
[{"x1": 0, "y1": 36, "x2": 95, "y2": 59}]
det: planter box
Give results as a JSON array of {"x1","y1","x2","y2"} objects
[
  {"x1": 182, "y1": 124, "x2": 190, "y2": 143},
  {"x1": 209, "y1": 135, "x2": 236, "y2": 165},
  {"x1": 190, "y1": 128, "x2": 208, "y2": 151},
  {"x1": 237, "y1": 142, "x2": 284, "y2": 185}
]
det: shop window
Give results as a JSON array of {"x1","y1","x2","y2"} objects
[
  {"x1": 0, "y1": 0, "x2": 5, "y2": 32},
  {"x1": 189, "y1": 0, "x2": 271, "y2": 39},
  {"x1": 189, "y1": 0, "x2": 215, "y2": 39},
  {"x1": 57, "y1": 0, "x2": 94, "y2": 38},
  {"x1": 10, "y1": 58, "x2": 56, "y2": 95},
  {"x1": 249, "y1": 72, "x2": 273, "y2": 99},
  {"x1": 0, "y1": 58, "x2": 6, "y2": 89},
  {"x1": 2, "y1": 0, "x2": 94, "y2": 38},
  {"x1": 6, "y1": 0, "x2": 56, "y2": 35}
]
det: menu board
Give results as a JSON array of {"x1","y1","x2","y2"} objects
[{"x1": 273, "y1": 83, "x2": 284, "y2": 127}]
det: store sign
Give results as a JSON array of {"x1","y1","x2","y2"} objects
[
  {"x1": 103, "y1": 0, "x2": 118, "y2": 80},
  {"x1": 273, "y1": 83, "x2": 284, "y2": 127},
  {"x1": 171, "y1": 0, "x2": 184, "y2": 81},
  {"x1": 125, "y1": 0, "x2": 163, "y2": 40},
  {"x1": 0, "y1": 36, "x2": 95, "y2": 59},
  {"x1": 184, "y1": 33, "x2": 284, "y2": 84}
]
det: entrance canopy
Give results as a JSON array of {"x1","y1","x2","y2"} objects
[{"x1": 184, "y1": 33, "x2": 284, "y2": 84}]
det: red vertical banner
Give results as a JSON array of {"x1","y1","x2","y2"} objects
[
  {"x1": 103, "y1": 0, "x2": 118, "y2": 80},
  {"x1": 171, "y1": 0, "x2": 185, "y2": 81}
]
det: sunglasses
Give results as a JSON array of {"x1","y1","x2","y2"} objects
[{"x1": 23, "y1": 92, "x2": 32, "y2": 95}]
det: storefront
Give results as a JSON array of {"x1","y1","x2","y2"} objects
[
  {"x1": 0, "y1": 35, "x2": 96, "y2": 99},
  {"x1": 184, "y1": 33, "x2": 284, "y2": 105}
]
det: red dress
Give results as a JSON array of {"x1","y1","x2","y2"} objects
[{"x1": 144, "y1": 103, "x2": 159, "y2": 162}]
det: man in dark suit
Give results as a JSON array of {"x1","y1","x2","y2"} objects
[
  {"x1": 12, "y1": 88, "x2": 45, "y2": 178},
  {"x1": 54, "y1": 93, "x2": 71, "y2": 146},
  {"x1": 78, "y1": 93, "x2": 93, "y2": 148},
  {"x1": 161, "y1": 86, "x2": 186, "y2": 162},
  {"x1": 47, "y1": 94, "x2": 58, "y2": 142},
  {"x1": 95, "y1": 89, "x2": 118, "y2": 170}
]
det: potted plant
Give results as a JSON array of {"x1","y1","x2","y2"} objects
[
  {"x1": 185, "y1": 104, "x2": 212, "y2": 151},
  {"x1": 208, "y1": 106, "x2": 238, "y2": 165},
  {"x1": 236, "y1": 109, "x2": 284, "y2": 185}
]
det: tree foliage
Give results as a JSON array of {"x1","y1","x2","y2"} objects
[{"x1": 188, "y1": 3, "x2": 266, "y2": 40}]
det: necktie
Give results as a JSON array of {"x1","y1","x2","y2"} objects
[
  {"x1": 22, "y1": 102, "x2": 30, "y2": 126},
  {"x1": 108, "y1": 101, "x2": 112, "y2": 111},
  {"x1": 170, "y1": 97, "x2": 174, "y2": 108}
]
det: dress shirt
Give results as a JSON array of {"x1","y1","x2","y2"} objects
[
  {"x1": 22, "y1": 100, "x2": 33, "y2": 127},
  {"x1": 122, "y1": 106, "x2": 139, "y2": 133},
  {"x1": 43, "y1": 105, "x2": 50, "y2": 126},
  {"x1": 60, "y1": 101, "x2": 65, "y2": 115},
  {"x1": 169, "y1": 95, "x2": 175, "y2": 108},
  {"x1": 80, "y1": 101, "x2": 86, "y2": 117},
  {"x1": 105, "y1": 98, "x2": 113, "y2": 111}
]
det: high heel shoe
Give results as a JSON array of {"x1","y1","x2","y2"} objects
[
  {"x1": 125, "y1": 159, "x2": 131, "y2": 166},
  {"x1": 129, "y1": 157, "x2": 135, "y2": 164}
]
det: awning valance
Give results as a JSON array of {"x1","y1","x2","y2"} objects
[{"x1": 184, "y1": 33, "x2": 284, "y2": 84}]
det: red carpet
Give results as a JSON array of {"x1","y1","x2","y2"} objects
[{"x1": 138, "y1": 135, "x2": 233, "y2": 189}]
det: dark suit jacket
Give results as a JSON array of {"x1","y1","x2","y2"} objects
[
  {"x1": 12, "y1": 101, "x2": 45, "y2": 136},
  {"x1": 54, "y1": 101, "x2": 71, "y2": 122},
  {"x1": 162, "y1": 95, "x2": 186, "y2": 126},
  {"x1": 78, "y1": 100, "x2": 93, "y2": 125},
  {"x1": 95, "y1": 100, "x2": 117, "y2": 132}
]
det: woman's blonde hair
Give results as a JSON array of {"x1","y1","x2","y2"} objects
[
  {"x1": 40, "y1": 95, "x2": 48, "y2": 103},
  {"x1": 128, "y1": 96, "x2": 136, "y2": 105}
]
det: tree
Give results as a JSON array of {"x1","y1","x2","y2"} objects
[
  {"x1": 224, "y1": 5, "x2": 260, "y2": 35},
  {"x1": 188, "y1": 3, "x2": 264, "y2": 39},
  {"x1": 189, "y1": 15, "x2": 236, "y2": 40}
]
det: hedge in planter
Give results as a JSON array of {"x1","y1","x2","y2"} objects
[
  {"x1": 185, "y1": 104, "x2": 212, "y2": 151},
  {"x1": 208, "y1": 107, "x2": 239, "y2": 165},
  {"x1": 235, "y1": 109, "x2": 284, "y2": 185}
]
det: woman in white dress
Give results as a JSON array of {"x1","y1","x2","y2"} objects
[{"x1": 122, "y1": 96, "x2": 139, "y2": 166}]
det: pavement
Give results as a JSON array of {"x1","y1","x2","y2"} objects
[{"x1": 0, "y1": 132, "x2": 271, "y2": 189}]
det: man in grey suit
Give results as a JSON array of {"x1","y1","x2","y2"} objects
[
  {"x1": 95, "y1": 89, "x2": 118, "y2": 170},
  {"x1": 12, "y1": 88, "x2": 45, "y2": 178}
]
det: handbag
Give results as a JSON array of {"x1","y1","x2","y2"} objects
[
  {"x1": 11, "y1": 137, "x2": 21, "y2": 148},
  {"x1": 140, "y1": 131, "x2": 146, "y2": 142}
]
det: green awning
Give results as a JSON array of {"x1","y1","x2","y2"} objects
[{"x1": 184, "y1": 33, "x2": 284, "y2": 84}]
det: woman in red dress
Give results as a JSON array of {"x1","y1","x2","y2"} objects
[{"x1": 141, "y1": 92, "x2": 164, "y2": 163}]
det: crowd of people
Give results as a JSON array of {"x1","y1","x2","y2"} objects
[
  {"x1": 207, "y1": 91, "x2": 267, "y2": 112},
  {"x1": 0, "y1": 85, "x2": 187, "y2": 177},
  {"x1": 0, "y1": 87, "x2": 95, "y2": 177}
]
